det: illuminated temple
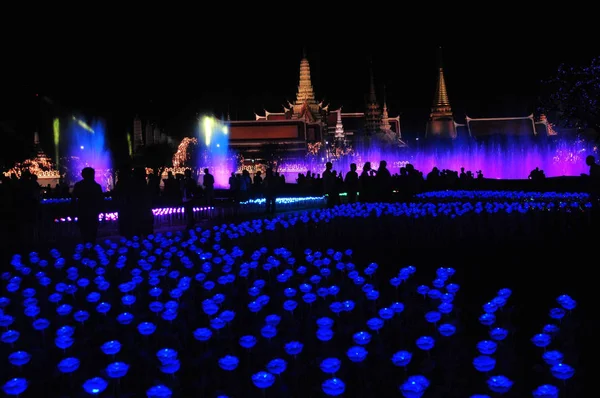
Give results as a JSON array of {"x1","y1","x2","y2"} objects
[
  {"x1": 228, "y1": 51, "x2": 405, "y2": 158},
  {"x1": 426, "y1": 48, "x2": 558, "y2": 140}
]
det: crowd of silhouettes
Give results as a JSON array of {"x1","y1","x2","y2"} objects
[{"x1": 3, "y1": 156, "x2": 600, "y2": 251}]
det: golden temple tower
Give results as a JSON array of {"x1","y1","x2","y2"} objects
[
  {"x1": 365, "y1": 62, "x2": 382, "y2": 136},
  {"x1": 426, "y1": 47, "x2": 457, "y2": 139},
  {"x1": 292, "y1": 49, "x2": 321, "y2": 121}
]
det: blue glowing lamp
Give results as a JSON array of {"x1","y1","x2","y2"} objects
[
  {"x1": 8, "y1": 351, "x2": 31, "y2": 366},
  {"x1": 266, "y1": 358, "x2": 287, "y2": 374},
  {"x1": 54, "y1": 335, "x2": 74, "y2": 350},
  {"x1": 486, "y1": 375, "x2": 513, "y2": 393},
  {"x1": 477, "y1": 340, "x2": 497, "y2": 355},
  {"x1": 73, "y1": 310, "x2": 90, "y2": 323},
  {"x1": 252, "y1": 371, "x2": 275, "y2": 389},
  {"x1": 399, "y1": 375, "x2": 429, "y2": 398},
  {"x1": 284, "y1": 341, "x2": 303, "y2": 357},
  {"x1": 346, "y1": 346, "x2": 368, "y2": 362},
  {"x1": 425, "y1": 311, "x2": 441, "y2": 324},
  {"x1": 438, "y1": 324, "x2": 456, "y2": 337},
  {"x1": 137, "y1": 322, "x2": 157, "y2": 336},
  {"x1": 317, "y1": 317, "x2": 334, "y2": 329},
  {"x1": 353, "y1": 331, "x2": 372, "y2": 345},
  {"x1": 366, "y1": 317, "x2": 384, "y2": 331},
  {"x1": 531, "y1": 333, "x2": 551, "y2": 348},
  {"x1": 2, "y1": 378, "x2": 27, "y2": 396},
  {"x1": 322, "y1": 378, "x2": 345, "y2": 396},
  {"x1": 146, "y1": 385, "x2": 173, "y2": 398},
  {"x1": 550, "y1": 363, "x2": 575, "y2": 380},
  {"x1": 532, "y1": 384, "x2": 559, "y2": 398},
  {"x1": 101, "y1": 340, "x2": 121, "y2": 355},
  {"x1": 218, "y1": 355, "x2": 239, "y2": 371},
  {"x1": 317, "y1": 328, "x2": 334, "y2": 341},
  {"x1": 473, "y1": 356, "x2": 496, "y2": 372},
  {"x1": 239, "y1": 335, "x2": 257, "y2": 349},
  {"x1": 416, "y1": 336, "x2": 435, "y2": 351},
  {"x1": 58, "y1": 357, "x2": 80, "y2": 373},
  {"x1": 391, "y1": 351, "x2": 412, "y2": 367},
  {"x1": 320, "y1": 358, "x2": 341, "y2": 374},
  {"x1": 117, "y1": 312, "x2": 134, "y2": 325},
  {"x1": 32, "y1": 318, "x2": 50, "y2": 331},
  {"x1": 83, "y1": 377, "x2": 108, "y2": 395},
  {"x1": 542, "y1": 350, "x2": 564, "y2": 366},
  {"x1": 106, "y1": 362, "x2": 129, "y2": 378}
]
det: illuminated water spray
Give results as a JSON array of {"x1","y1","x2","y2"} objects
[
  {"x1": 53, "y1": 118, "x2": 60, "y2": 166},
  {"x1": 198, "y1": 115, "x2": 232, "y2": 188},
  {"x1": 66, "y1": 115, "x2": 112, "y2": 189}
]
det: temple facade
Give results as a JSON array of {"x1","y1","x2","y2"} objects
[
  {"x1": 426, "y1": 48, "x2": 559, "y2": 140},
  {"x1": 228, "y1": 51, "x2": 404, "y2": 158}
]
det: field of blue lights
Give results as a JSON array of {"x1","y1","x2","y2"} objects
[{"x1": 1, "y1": 195, "x2": 584, "y2": 397}]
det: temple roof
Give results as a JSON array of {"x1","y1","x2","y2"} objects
[{"x1": 466, "y1": 115, "x2": 539, "y2": 138}]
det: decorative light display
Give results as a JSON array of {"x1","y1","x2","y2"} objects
[
  {"x1": 415, "y1": 190, "x2": 589, "y2": 202},
  {"x1": 53, "y1": 206, "x2": 215, "y2": 223},
  {"x1": 239, "y1": 196, "x2": 326, "y2": 205},
  {"x1": 172, "y1": 137, "x2": 199, "y2": 168}
]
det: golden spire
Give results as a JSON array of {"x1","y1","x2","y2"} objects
[
  {"x1": 295, "y1": 51, "x2": 316, "y2": 105},
  {"x1": 431, "y1": 47, "x2": 452, "y2": 115}
]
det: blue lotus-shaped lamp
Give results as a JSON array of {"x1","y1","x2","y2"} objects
[
  {"x1": 251, "y1": 371, "x2": 275, "y2": 389},
  {"x1": 106, "y1": 362, "x2": 130, "y2": 378},
  {"x1": 284, "y1": 341, "x2": 303, "y2": 356},
  {"x1": 416, "y1": 336, "x2": 435, "y2": 351},
  {"x1": 346, "y1": 346, "x2": 368, "y2": 362},
  {"x1": 239, "y1": 335, "x2": 257, "y2": 349},
  {"x1": 8, "y1": 351, "x2": 31, "y2": 366},
  {"x1": 101, "y1": 340, "x2": 121, "y2": 355},
  {"x1": 550, "y1": 363, "x2": 575, "y2": 380},
  {"x1": 399, "y1": 375, "x2": 429, "y2": 398},
  {"x1": 266, "y1": 358, "x2": 287, "y2": 374},
  {"x1": 532, "y1": 384, "x2": 559, "y2": 398},
  {"x1": 82, "y1": 377, "x2": 108, "y2": 395},
  {"x1": 320, "y1": 358, "x2": 341, "y2": 374},
  {"x1": 391, "y1": 351, "x2": 412, "y2": 367},
  {"x1": 531, "y1": 333, "x2": 551, "y2": 348},
  {"x1": 146, "y1": 384, "x2": 172, "y2": 398},
  {"x1": 542, "y1": 350, "x2": 564, "y2": 366},
  {"x1": 2, "y1": 378, "x2": 27, "y2": 396},
  {"x1": 473, "y1": 356, "x2": 496, "y2": 372},
  {"x1": 58, "y1": 357, "x2": 80, "y2": 373},
  {"x1": 218, "y1": 355, "x2": 239, "y2": 371},
  {"x1": 486, "y1": 375, "x2": 513, "y2": 393},
  {"x1": 322, "y1": 377, "x2": 345, "y2": 396}
]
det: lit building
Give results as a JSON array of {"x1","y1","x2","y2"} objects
[
  {"x1": 153, "y1": 125, "x2": 161, "y2": 144},
  {"x1": 426, "y1": 48, "x2": 558, "y2": 140},
  {"x1": 229, "y1": 51, "x2": 404, "y2": 157}
]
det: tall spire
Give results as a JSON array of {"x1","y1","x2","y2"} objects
[
  {"x1": 335, "y1": 108, "x2": 345, "y2": 140},
  {"x1": 365, "y1": 59, "x2": 382, "y2": 136},
  {"x1": 295, "y1": 52, "x2": 316, "y2": 105},
  {"x1": 381, "y1": 85, "x2": 391, "y2": 131},
  {"x1": 432, "y1": 46, "x2": 451, "y2": 112},
  {"x1": 426, "y1": 46, "x2": 457, "y2": 139}
]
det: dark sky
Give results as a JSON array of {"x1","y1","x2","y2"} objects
[{"x1": 1, "y1": 10, "x2": 598, "y2": 162}]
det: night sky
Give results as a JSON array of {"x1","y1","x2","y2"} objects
[{"x1": 1, "y1": 13, "x2": 597, "y2": 164}]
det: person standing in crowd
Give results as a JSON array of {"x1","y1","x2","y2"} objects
[
  {"x1": 203, "y1": 168, "x2": 215, "y2": 206},
  {"x1": 71, "y1": 167, "x2": 104, "y2": 244},
  {"x1": 345, "y1": 163, "x2": 359, "y2": 203},
  {"x1": 182, "y1": 169, "x2": 198, "y2": 229},
  {"x1": 322, "y1": 162, "x2": 335, "y2": 207}
]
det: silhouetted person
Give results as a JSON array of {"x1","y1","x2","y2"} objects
[
  {"x1": 253, "y1": 171, "x2": 263, "y2": 198},
  {"x1": 182, "y1": 169, "x2": 198, "y2": 229},
  {"x1": 264, "y1": 167, "x2": 277, "y2": 213},
  {"x1": 345, "y1": 163, "x2": 359, "y2": 203},
  {"x1": 323, "y1": 161, "x2": 335, "y2": 207},
  {"x1": 72, "y1": 167, "x2": 103, "y2": 244},
  {"x1": 359, "y1": 162, "x2": 373, "y2": 202},
  {"x1": 375, "y1": 160, "x2": 392, "y2": 202},
  {"x1": 203, "y1": 168, "x2": 215, "y2": 206}
]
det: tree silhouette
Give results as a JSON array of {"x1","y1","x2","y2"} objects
[{"x1": 540, "y1": 56, "x2": 600, "y2": 139}]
